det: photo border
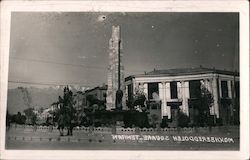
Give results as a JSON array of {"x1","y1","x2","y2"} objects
[{"x1": 0, "y1": 1, "x2": 249, "y2": 160}]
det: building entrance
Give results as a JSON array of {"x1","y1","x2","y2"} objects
[{"x1": 167, "y1": 101, "x2": 182, "y2": 127}]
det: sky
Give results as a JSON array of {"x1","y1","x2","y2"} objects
[{"x1": 8, "y1": 12, "x2": 239, "y2": 89}]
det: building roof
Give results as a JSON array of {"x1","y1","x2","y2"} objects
[
  {"x1": 85, "y1": 85, "x2": 108, "y2": 93},
  {"x1": 125, "y1": 67, "x2": 239, "y2": 81}
]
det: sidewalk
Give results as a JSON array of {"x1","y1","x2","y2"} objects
[{"x1": 5, "y1": 126, "x2": 239, "y2": 150}]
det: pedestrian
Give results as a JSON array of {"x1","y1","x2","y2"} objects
[{"x1": 57, "y1": 114, "x2": 64, "y2": 136}]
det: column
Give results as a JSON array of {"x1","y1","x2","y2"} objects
[
  {"x1": 138, "y1": 83, "x2": 144, "y2": 92},
  {"x1": 183, "y1": 81, "x2": 190, "y2": 116},
  {"x1": 143, "y1": 83, "x2": 148, "y2": 100},
  {"x1": 228, "y1": 80, "x2": 232, "y2": 98},
  {"x1": 179, "y1": 81, "x2": 189, "y2": 116},
  {"x1": 212, "y1": 77, "x2": 219, "y2": 118},
  {"x1": 204, "y1": 79, "x2": 212, "y2": 92},
  {"x1": 162, "y1": 82, "x2": 167, "y2": 118},
  {"x1": 165, "y1": 82, "x2": 171, "y2": 119},
  {"x1": 206, "y1": 79, "x2": 215, "y2": 115},
  {"x1": 132, "y1": 81, "x2": 137, "y2": 95},
  {"x1": 177, "y1": 81, "x2": 183, "y2": 111},
  {"x1": 228, "y1": 80, "x2": 233, "y2": 117},
  {"x1": 177, "y1": 81, "x2": 182, "y2": 99},
  {"x1": 158, "y1": 83, "x2": 165, "y2": 118},
  {"x1": 218, "y1": 79, "x2": 222, "y2": 98}
]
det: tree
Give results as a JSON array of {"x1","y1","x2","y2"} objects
[
  {"x1": 150, "y1": 114, "x2": 159, "y2": 128},
  {"x1": 131, "y1": 90, "x2": 147, "y2": 111},
  {"x1": 24, "y1": 108, "x2": 35, "y2": 118},
  {"x1": 23, "y1": 108, "x2": 37, "y2": 125},
  {"x1": 16, "y1": 112, "x2": 23, "y2": 124},
  {"x1": 38, "y1": 107, "x2": 44, "y2": 114},
  {"x1": 198, "y1": 85, "x2": 214, "y2": 126},
  {"x1": 86, "y1": 94, "x2": 104, "y2": 111},
  {"x1": 200, "y1": 86, "x2": 214, "y2": 112},
  {"x1": 31, "y1": 114, "x2": 37, "y2": 125},
  {"x1": 14, "y1": 112, "x2": 26, "y2": 124},
  {"x1": 178, "y1": 112, "x2": 190, "y2": 127},
  {"x1": 134, "y1": 93, "x2": 146, "y2": 107},
  {"x1": 86, "y1": 95, "x2": 95, "y2": 106},
  {"x1": 6, "y1": 110, "x2": 10, "y2": 128}
]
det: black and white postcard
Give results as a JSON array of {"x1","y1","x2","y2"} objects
[{"x1": 0, "y1": 1, "x2": 249, "y2": 160}]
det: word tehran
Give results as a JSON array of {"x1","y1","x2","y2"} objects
[{"x1": 112, "y1": 135, "x2": 234, "y2": 143}]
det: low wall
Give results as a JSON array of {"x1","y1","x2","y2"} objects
[{"x1": 7, "y1": 124, "x2": 239, "y2": 135}]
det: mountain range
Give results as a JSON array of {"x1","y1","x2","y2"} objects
[{"x1": 7, "y1": 85, "x2": 88, "y2": 114}]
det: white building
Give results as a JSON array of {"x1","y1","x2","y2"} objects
[{"x1": 125, "y1": 67, "x2": 239, "y2": 126}]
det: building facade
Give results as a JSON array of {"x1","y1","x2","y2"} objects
[
  {"x1": 85, "y1": 85, "x2": 107, "y2": 101},
  {"x1": 125, "y1": 67, "x2": 239, "y2": 126}
]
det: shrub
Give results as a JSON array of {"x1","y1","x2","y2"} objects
[{"x1": 178, "y1": 112, "x2": 190, "y2": 127}]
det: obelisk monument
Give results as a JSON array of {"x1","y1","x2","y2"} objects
[{"x1": 106, "y1": 26, "x2": 126, "y2": 110}]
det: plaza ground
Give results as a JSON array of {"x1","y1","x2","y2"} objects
[
  {"x1": 5, "y1": 126, "x2": 239, "y2": 150},
  {"x1": 6, "y1": 139, "x2": 239, "y2": 150}
]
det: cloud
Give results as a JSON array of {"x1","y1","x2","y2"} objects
[{"x1": 78, "y1": 55, "x2": 87, "y2": 59}]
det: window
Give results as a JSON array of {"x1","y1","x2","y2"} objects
[
  {"x1": 170, "y1": 81, "x2": 178, "y2": 99},
  {"x1": 102, "y1": 92, "x2": 107, "y2": 99},
  {"x1": 221, "y1": 81, "x2": 228, "y2": 98},
  {"x1": 235, "y1": 81, "x2": 239, "y2": 99},
  {"x1": 127, "y1": 84, "x2": 133, "y2": 101},
  {"x1": 189, "y1": 80, "x2": 201, "y2": 99},
  {"x1": 148, "y1": 82, "x2": 159, "y2": 100}
]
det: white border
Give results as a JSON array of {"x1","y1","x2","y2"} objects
[{"x1": 0, "y1": 1, "x2": 249, "y2": 160}]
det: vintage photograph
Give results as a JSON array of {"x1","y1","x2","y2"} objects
[{"x1": 4, "y1": 11, "x2": 240, "y2": 151}]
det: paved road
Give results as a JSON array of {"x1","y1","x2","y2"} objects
[
  {"x1": 6, "y1": 139, "x2": 239, "y2": 150},
  {"x1": 5, "y1": 128, "x2": 239, "y2": 150}
]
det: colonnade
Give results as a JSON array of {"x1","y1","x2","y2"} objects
[{"x1": 131, "y1": 77, "x2": 235, "y2": 120}]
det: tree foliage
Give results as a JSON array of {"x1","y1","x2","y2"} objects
[
  {"x1": 200, "y1": 85, "x2": 214, "y2": 114},
  {"x1": 194, "y1": 85, "x2": 214, "y2": 126},
  {"x1": 133, "y1": 93, "x2": 146, "y2": 107},
  {"x1": 24, "y1": 108, "x2": 35, "y2": 118},
  {"x1": 178, "y1": 112, "x2": 190, "y2": 127},
  {"x1": 23, "y1": 108, "x2": 37, "y2": 125}
]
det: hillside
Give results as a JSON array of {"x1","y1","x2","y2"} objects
[{"x1": 7, "y1": 85, "x2": 87, "y2": 114}]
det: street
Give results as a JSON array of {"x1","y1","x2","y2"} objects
[{"x1": 5, "y1": 127, "x2": 239, "y2": 150}]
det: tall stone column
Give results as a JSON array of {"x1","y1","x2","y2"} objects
[{"x1": 106, "y1": 26, "x2": 126, "y2": 110}]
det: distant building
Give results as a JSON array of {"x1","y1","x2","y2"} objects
[
  {"x1": 36, "y1": 104, "x2": 59, "y2": 124},
  {"x1": 125, "y1": 67, "x2": 239, "y2": 127},
  {"x1": 85, "y1": 85, "x2": 108, "y2": 106},
  {"x1": 50, "y1": 102, "x2": 61, "y2": 110},
  {"x1": 73, "y1": 91, "x2": 87, "y2": 111}
]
